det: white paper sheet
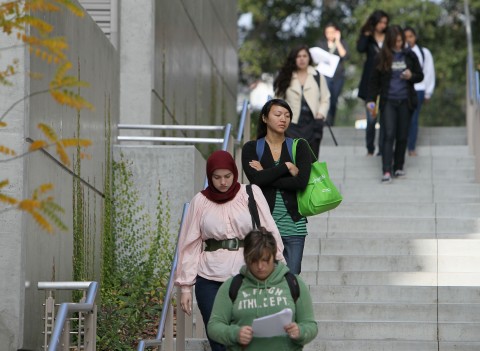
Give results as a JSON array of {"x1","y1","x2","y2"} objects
[
  {"x1": 309, "y1": 47, "x2": 340, "y2": 78},
  {"x1": 251, "y1": 308, "x2": 293, "y2": 337}
]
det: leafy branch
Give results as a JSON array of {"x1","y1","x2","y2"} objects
[{"x1": 0, "y1": 180, "x2": 67, "y2": 233}]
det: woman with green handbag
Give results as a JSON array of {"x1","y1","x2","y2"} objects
[{"x1": 242, "y1": 99, "x2": 312, "y2": 275}]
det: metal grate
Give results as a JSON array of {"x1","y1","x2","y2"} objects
[{"x1": 78, "y1": 0, "x2": 111, "y2": 37}]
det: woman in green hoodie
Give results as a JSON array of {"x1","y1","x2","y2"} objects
[{"x1": 208, "y1": 228, "x2": 318, "y2": 350}]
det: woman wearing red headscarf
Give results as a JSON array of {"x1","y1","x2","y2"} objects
[{"x1": 175, "y1": 150, "x2": 285, "y2": 351}]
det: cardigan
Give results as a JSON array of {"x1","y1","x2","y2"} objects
[{"x1": 241, "y1": 138, "x2": 312, "y2": 222}]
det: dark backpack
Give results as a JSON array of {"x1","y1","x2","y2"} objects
[{"x1": 228, "y1": 271, "x2": 300, "y2": 303}]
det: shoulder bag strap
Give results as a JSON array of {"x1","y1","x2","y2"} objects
[{"x1": 246, "y1": 185, "x2": 261, "y2": 229}]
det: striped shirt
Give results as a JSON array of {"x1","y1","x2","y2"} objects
[{"x1": 272, "y1": 161, "x2": 308, "y2": 236}]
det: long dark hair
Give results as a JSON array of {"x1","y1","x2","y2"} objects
[
  {"x1": 360, "y1": 9, "x2": 389, "y2": 35},
  {"x1": 256, "y1": 99, "x2": 293, "y2": 139},
  {"x1": 273, "y1": 45, "x2": 313, "y2": 98},
  {"x1": 377, "y1": 25, "x2": 405, "y2": 72}
]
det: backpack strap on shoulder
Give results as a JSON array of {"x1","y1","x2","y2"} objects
[
  {"x1": 285, "y1": 137, "x2": 294, "y2": 161},
  {"x1": 229, "y1": 274, "x2": 245, "y2": 301},
  {"x1": 256, "y1": 137, "x2": 265, "y2": 161},
  {"x1": 229, "y1": 271, "x2": 300, "y2": 303},
  {"x1": 284, "y1": 272, "x2": 300, "y2": 303}
]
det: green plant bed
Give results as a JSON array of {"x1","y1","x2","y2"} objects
[{"x1": 97, "y1": 155, "x2": 175, "y2": 350}]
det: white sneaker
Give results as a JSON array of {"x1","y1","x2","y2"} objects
[
  {"x1": 394, "y1": 169, "x2": 406, "y2": 178},
  {"x1": 381, "y1": 172, "x2": 392, "y2": 183}
]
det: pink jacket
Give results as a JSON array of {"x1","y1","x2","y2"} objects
[{"x1": 175, "y1": 184, "x2": 285, "y2": 293}]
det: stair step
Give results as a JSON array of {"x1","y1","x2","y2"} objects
[
  {"x1": 300, "y1": 271, "x2": 480, "y2": 286},
  {"x1": 317, "y1": 321, "x2": 437, "y2": 340},
  {"x1": 314, "y1": 302, "x2": 437, "y2": 321},
  {"x1": 309, "y1": 285, "x2": 438, "y2": 303},
  {"x1": 305, "y1": 255, "x2": 480, "y2": 272},
  {"x1": 309, "y1": 285, "x2": 480, "y2": 303},
  {"x1": 304, "y1": 340, "x2": 480, "y2": 351}
]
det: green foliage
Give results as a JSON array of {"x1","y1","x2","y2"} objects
[
  {"x1": 97, "y1": 154, "x2": 175, "y2": 351},
  {"x1": 238, "y1": 0, "x2": 480, "y2": 126},
  {"x1": 238, "y1": 0, "x2": 319, "y2": 83}
]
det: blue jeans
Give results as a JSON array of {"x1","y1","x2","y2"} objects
[
  {"x1": 325, "y1": 76, "x2": 345, "y2": 126},
  {"x1": 408, "y1": 90, "x2": 425, "y2": 152},
  {"x1": 195, "y1": 276, "x2": 226, "y2": 351},
  {"x1": 281, "y1": 235, "x2": 306, "y2": 275}
]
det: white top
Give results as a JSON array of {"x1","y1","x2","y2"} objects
[{"x1": 411, "y1": 45, "x2": 436, "y2": 99}]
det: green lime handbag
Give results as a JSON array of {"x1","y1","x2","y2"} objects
[{"x1": 292, "y1": 139, "x2": 342, "y2": 216}]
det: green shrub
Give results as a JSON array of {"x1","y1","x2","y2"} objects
[{"x1": 97, "y1": 155, "x2": 175, "y2": 350}]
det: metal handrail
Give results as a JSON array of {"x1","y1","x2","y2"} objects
[
  {"x1": 236, "y1": 100, "x2": 249, "y2": 144},
  {"x1": 118, "y1": 124, "x2": 225, "y2": 131},
  {"x1": 38, "y1": 281, "x2": 98, "y2": 351},
  {"x1": 117, "y1": 123, "x2": 231, "y2": 145}
]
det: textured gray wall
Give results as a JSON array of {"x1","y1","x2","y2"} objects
[
  {"x1": 0, "y1": 23, "x2": 27, "y2": 351},
  {"x1": 1, "y1": 0, "x2": 237, "y2": 348},
  {"x1": 119, "y1": 0, "x2": 154, "y2": 127},
  {"x1": 119, "y1": 0, "x2": 238, "y2": 146},
  {"x1": 0, "y1": 4, "x2": 119, "y2": 350},
  {"x1": 153, "y1": 0, "x2": 238, "y2": 147}
]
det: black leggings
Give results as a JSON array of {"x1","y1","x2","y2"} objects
[{"x1": 381, "y1": 99, "x2": 411, "y2": 173}]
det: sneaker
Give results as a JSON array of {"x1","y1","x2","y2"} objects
[
  {"x1": 394, "y1": 169, "x2": 406, "y2": 178},
  {"x1": 381, "y1": 172, "x2": 392, "y2": 183}
]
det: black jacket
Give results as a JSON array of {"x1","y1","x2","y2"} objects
[
  {"x1": 356, "y1": 34, "x2": 382, "y2": 100},
  {"x1": 241, "y1": 138, "x2": 312, "y2": 222},
  {"x1": 367, "y1": 49, "x2": 424, "y2": 111}
]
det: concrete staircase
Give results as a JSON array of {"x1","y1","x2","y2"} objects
[{"x1": 303, "y1": 126, "x2": 480, "y2": 351}]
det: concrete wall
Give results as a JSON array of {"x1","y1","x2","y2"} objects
[
  {"x1": 113, "y1": 145, "x2": 206, "y2": 235},
  {"x1": 119, "y1": 0, "x2": 154, "y2": 128},
  {"x1": 116, "y1": 0, "x2": 238, "y2": 250},
  {"x1": 0, "y1": 21, "x2": 28, "y2": 351},
  {"x1": 153, "y1": 0, "x2": 237, "y2": 131},
  {"x1": 0, "y1": 2, "x2": 119, "y2": 349},
  {"x1": 118, "y1": 0, "x2": 238, "y2": 150}
]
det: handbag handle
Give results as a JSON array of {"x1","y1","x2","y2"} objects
[
  {"x1": 246, "y1": 185, "x2": 261, "y2": 229},
  {"x1": 292, "y1": 138, "x2": 318, "y2": 164}
]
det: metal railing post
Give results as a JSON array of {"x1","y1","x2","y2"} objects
[
  {"x1": 38, "y1": 281, "x2": 98, "y2": 351},
  {"x1": 84, "y1": 305, "x2": 97, "y2": 351},
  {"x1": 60, "y1": 319, "x2": 70, "y2": 351},
  {"x1": 176, "y1": 287, "x2": 186, "y2": 351},
  {"x1": 164, "y1": 305, "x2": 174, "y2": 351},
  {"x1": 44, "y1": 294, "x2": 55, "y2": 350}
]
